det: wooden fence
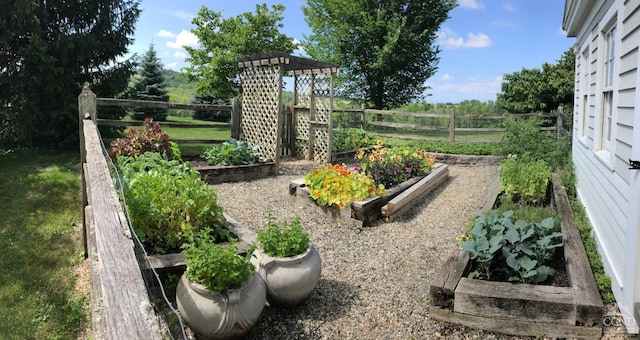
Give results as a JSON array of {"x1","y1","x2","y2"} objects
[
  {"x1": 333, "y1": 105, "x2": 570, "y2": 143},
  {"x1": 94, "y1": 96, "x2": 242, "y2": 143},
  {"x1": 78, "y1": 88, "x2": 163, "y2": 339}
]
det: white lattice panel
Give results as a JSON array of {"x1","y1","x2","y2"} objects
[{"x1": 294, "y1": 73, "x2": 333, "y2": 163}]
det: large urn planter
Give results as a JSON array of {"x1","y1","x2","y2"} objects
[
  {"x1": 176, "y1": 273, "x2": 266, "y2": 340},
  {"x1": 429, "y1": 174, "x2": 604, "y2": 338},
  {"x1": 251, "y1": 243, "x2": 322, "y2": 307},
  {"x1": 289, "y1": 163, "x2": 449, "y2": 227}
]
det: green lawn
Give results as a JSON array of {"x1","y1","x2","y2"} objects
[{"x1": 0, "y1": 149, "x2": 88, "y2": 339}]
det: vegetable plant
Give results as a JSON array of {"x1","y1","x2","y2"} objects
[
  {"x1": 500, "y1": 158, "x2": 551, "y2": 205},
  {"x1": 332, "y1": 128, "x2": 375, "y2": 152},
  {"x1": 459, "y1": 210, "x2": 563, "y2": 284},
  {"x1": 256, "y1": 211, "x2": 309, "y2": 258},
  {"x1": 182, "y1": 228, "x2": 255, "y2": 293},
  {"x1": 109, "y1": 118, "x2": 177, "y2": 160},
  {"x1": 201, "y1": 139, "x2": 262, "y2": 166}
]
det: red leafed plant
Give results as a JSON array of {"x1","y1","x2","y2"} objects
[{"x1": 109, "y1": 118, "x2": 175, "y2": 160}]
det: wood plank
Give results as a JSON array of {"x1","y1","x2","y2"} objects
[
  {"x1": 454, "y1": 278, "x2": 576, "y2": 325},
  {"x1": 96, "y1": 119, "x2": 230, "y2": 128},
  {"x1": 97, "y1": 98, "x2": 233, "y2": 111},
  {"x1": 552, "y1": 174, "x2": 604, "y2": 326},
  {"x1": 429, "y1": 306, "x2": 603, "y2": 339},
  {"x1": 197, "y1": 162, "x2": 276, "y2": 185},
  {"x1": 83, "y1": 119, "x2": 162, "y2": 339},
  {"x1": 429, "y1": 249, "x2": 468, "y2": 307},
  {"x1": 381, "y1": 164, "x2": 449, "y2": 221}
]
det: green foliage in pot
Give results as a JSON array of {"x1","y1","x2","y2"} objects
[
  {"x1": 201, "y1": 139, "x2": 262, "y2": 166},
  {"x1": 117, "y1": 152, "x2": 228, "y2": 254},
  {"x1": 182, "y1": 228, "x2": 255, "y2": 293},
  {"x1": 256, "y1": 212, "x2": 310, "y2": 258},
  {"x1": 499, "y1": 158, "x2": 551, "y2": 206},
  {"x1": 459, "y1": 210, "x2": 563, "y2": 284}
]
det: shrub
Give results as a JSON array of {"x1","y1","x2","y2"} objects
[
  {"x1": 201, "y1": 139, "x2": 262, "y2": 166},
  {"x1": 109, "y1": 118, "x2": 175, "y2": 160},
  {"x1": 500, "y1": 115, "x2": 568, "y2": 169},
  {"x1": 332, "y1": 128, "x2": 375, "y2": 152},
  {"x1": 256, "y1": 212, "x2": 309, "y2": 258},
  {"x1": 459, "y1": 210, "x2": 563, "y2": 284}
]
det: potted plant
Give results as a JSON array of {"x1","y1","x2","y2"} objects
[
  {"x1": 176, "y1": 228, "x2": 266, "y2": 339},
  {"x1": 251, "y1": 212, "x2": 322, "y2": 307}
]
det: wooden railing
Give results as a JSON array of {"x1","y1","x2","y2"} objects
[
  {"x1": 78, "y1": 88, "x2": 163, "y2": 339},
  {"x1": 333, "y1": 105, "x2": 570, "y2": 143}
]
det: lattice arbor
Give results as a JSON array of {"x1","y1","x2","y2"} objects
[{"x1": 238, "y1": 53, "x2": 338, "y2": 167}]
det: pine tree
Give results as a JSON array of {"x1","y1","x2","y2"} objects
[
  {"x1": 0, "y1": 0, "x2": 140, "y2": 147},
  {"x1": 129, "y1": 44, "x2": 170, "y2": 121}
]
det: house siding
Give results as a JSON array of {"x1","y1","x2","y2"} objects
[{"x1": 567, "y1": 0, "x2": 640, "y2": 333}]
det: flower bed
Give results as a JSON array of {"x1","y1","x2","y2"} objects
[
  {"x1": 429, "y1": 174, "x2": 603, "y2": 338},
  {"x1": 187, "y1": 157, "x2": 276, "y2": 185},
  {"x1": 289, "y1": 163, "x2": 449, "y2": 227}
]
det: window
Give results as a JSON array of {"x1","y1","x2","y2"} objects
[{"x1": 599, "y1": 22, "x2": 616, "y2": 152}]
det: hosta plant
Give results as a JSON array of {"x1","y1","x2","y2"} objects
[
  {"x1": 256, "y1": 211, "x2": 309, "y2": 258},
  {"x1": 459, "y1": 210, "x2": 563, "y2": 284},
  {"x1": 201, "y1": 139, "x2": 262, "y2": 166},
  {"x1": 356, "y1": 140, "x2": 435, "y2": 187},
  {"x1": 304, "y1": 163, "x2": 386, "y2": 210}
]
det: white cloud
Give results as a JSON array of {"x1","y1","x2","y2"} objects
[
  {"x1": 437, "y1": 28, "x2": 492, "y2": 50},
  {"x1": 166, "y1": 30, "x2": 199, "y2": 49},
  {"x1": 165, "y1": 62, "x2": 179, "y2": 70},
  {"x1": 458, "y1": 0, "x2": 484, "y2": 10},
  {"x1": 155, "y1": 29, "x2": 176, "y2": 38},
  {"x1": 441, "y1": 73, "x2": 454, "y2": 81},
  {"x1": 489, "y1": 19, "x2": 516, "y2": 28},
  {"x1": 502, "y1": 3, "x2": 515, "y2": 12},
  {"x1": 427, "y1": 75, "x2": 503, "y2": 102},
  {"x1": 174, "y1": 51, "x2": 186, "y2": 59},
  {"x1": 174, "y1": 11, "x2": 194, "y2": 21}
]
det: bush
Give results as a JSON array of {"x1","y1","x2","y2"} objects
[
  {"x1": 109, "y1": 118, "x2": 175, "y2": 160},
  {"x1": 332, "y1": 128, "x2": 375, "y2": 152},
  {"x1": 500, "y1": 115, "x2": 568, "y2": 169}
]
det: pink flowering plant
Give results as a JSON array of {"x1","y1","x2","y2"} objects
[
  {"x1": 304, "y1": 163, "x2": 386, "y2": 210},
  {"x1": 356, "y1": 140, "x2": 435, "y2": 187}
]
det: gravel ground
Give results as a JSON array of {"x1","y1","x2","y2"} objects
[{"x1": 209, "y1": 159, "x2": 627, "y2": 340}]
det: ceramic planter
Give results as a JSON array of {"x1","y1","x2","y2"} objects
[
  {"x1": 176, "y1": 272, "x2": 266, "y2": 340},
  {"x1": 251, "y1": 243, "x2": 322, "y2": 307}
]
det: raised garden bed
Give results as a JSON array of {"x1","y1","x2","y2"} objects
[
  {"x1": 289, "y1": 163, "x2": 449, "y2": 227},
  {"x1": 429, "y1": 174, "x2": 603, "y2": 338},
  {"x1": 184, "y1": 156, "x2": 276, "y2": 185}
]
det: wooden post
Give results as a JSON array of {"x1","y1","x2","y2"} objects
[
  {"x1": 78, "y1": 87, "x2": 96, "y2": 259},
  {"x1": 449, "y1": 107, "x2": 455, "y2": 143},
  {"x1": 556, "y1": 105, "x2": 563, "y2": 140},
  {"x1": 360, "y1": 103, "x2": 366, "y2": 130},
  {"x1": 231, "y1": 97, "x2": 241, "y2": 140},
  {"x1": 307, "y1": 73, "x2": 316, "y2": 161}
]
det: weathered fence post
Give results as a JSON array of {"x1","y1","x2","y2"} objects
[
  {"x1": 360, "y1": 103, "x2": 366, "y2": 130},
  {"x1": 231, "y1": 97, "x2": 241, "y2": 140},
  {"x1": 449, "y1": 107, "x2": 455, "y2": 143},
  {"x1": 556, "y1": 105, "x2": 564, "y2": 140},
  {"x1": 78, "y1": 87, "x2": 97, "y2": 258}
]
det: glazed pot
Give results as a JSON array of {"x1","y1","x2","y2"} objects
[
  {"x1": 176, "y1": 272, "x2": 266, "y2": 339},
  {"x1": 251, "y1": 243, "x2": 322, "y2": 307}
]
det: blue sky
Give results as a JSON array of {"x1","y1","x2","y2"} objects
[{"x1": 129, "y1": 0, "x2": 575, "y2": 104}]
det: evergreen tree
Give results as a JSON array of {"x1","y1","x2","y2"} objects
[
  {"x1": 129, "y1": 44, "x2": 170, "y2": 121},
  {"x1": 0, "y1": 0, "x2": 140, "y2": 147}
]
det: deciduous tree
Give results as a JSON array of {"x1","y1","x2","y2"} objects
[
  {"x1": 183, "y1": 4, "x2": 296, "y2": 102},
  {"x1": 302, "y1": 0, "x2": 457, "y2": 109},
  {"x1": 0, "y1": 0, "x2": 140, "y2": 147}
]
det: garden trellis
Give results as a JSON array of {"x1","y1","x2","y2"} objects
[{"x1": 237, "y1": 53, "x2": 338, "y2": 166}]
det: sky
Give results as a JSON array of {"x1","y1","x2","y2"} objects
[{"x1": 129, "y1": 0, "x2": 575, "y2": 104}]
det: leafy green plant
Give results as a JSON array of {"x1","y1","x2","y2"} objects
[
  {"x1": 117, "y1": 154, "x2": 227, "y2": 254},
  {"x1": 500, "y1": 115, "x2": 568, "y2": 169},
  {"x1": 356, "y1": 140, "x2": 435, "y2": 187},
  {"x1": 332, "y1": 128, "x2": 375, "y2": 152},
  {"x1": 256, "y1": 212, "x2": 310, "y2": 258},
  {"x1": 304, "y1": 163, "x2": 386, "y2": 210},
  {"x1": 500, "y1": 158, "x2": 551, "y2": 205},
  {"x1": 182, "y1": 228, "x2": 255, "y2": 294},
  {"x1": 459, "y1": 210, "x2": 563, "y2": 284},
  {"x1": 109, "y1": 118, "x2": 176, "y2": 160},
  {"x1": 201, "y1": 139, "x2": 262, "y2": 166}
]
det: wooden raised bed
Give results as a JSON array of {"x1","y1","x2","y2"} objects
[
  {"x1": 429, "y1": 174, "x2": 604, "y2": 338},
  {"x1": 187, "y1": 158, "x2": 276, "y2": 185},
  {"x1": 289, "y1": 163, "x2": 449, "y2": 227}
]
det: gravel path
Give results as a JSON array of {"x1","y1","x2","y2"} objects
[{"x1": 210, "y1": 159, "x2": 624, "y2": 340}]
